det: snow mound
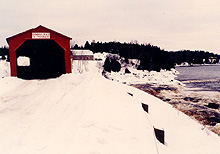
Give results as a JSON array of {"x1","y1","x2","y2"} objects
[
  {"x1": 107, "y1": 68, "x2": 180, "y2": 85},
  {"x1": 0, "y1": 60, "x2": 219, "y2": 153},
  {"x1": 0, "y1": 60, "x2": 10, "y2": 78}
]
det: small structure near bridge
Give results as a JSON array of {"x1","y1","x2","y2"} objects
[{"x1": 71, "y1": 49, "x2": 94, "y2": 60}]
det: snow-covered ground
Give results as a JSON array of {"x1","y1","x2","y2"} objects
[
  {"x1": 105, "y1": 67, "x2": 180, "y2": 86},
  {"x1": 0, "y1": 60, "x2": 10, "y2": 78},
  {"x1": 0, "y1": 59, "x2": 220, "y2": 154}
]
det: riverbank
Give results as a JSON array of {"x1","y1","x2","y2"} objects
[
  {"x1": 103, "y1": 65, "x2": 220, "y2": 136},
  {"x1": 131, "y1": 83, "x2": 220, "y2": 136},
  {"x1": 103, "y1": 67, "x2": 220, "y2": 136}
]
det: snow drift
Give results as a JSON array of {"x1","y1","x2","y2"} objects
[{"x1": 0, "y1": 60, "x2": 220, "y2": 154}]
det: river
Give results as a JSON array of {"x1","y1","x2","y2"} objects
[{"x1": 175, "y1": 65, "x2": 220, "y2": 92}]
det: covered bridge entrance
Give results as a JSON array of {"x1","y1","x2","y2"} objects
[{"x1": 6, "y1": 25, "x2": 72, "y2": 79}]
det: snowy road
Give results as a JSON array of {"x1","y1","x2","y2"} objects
[{"x1": 0, "y1": 70, "x2": 158, "y2": 153}]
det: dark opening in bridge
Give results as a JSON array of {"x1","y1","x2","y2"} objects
[{"x1": 16, "y1": 40, "x2": 66, "y2": 79}]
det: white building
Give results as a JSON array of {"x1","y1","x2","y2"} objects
[{"x1": 71, "y1": 49, "x2": 94, "y2": 60}]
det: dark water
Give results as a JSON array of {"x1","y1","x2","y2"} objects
[{"x1": 175, "y1": 65, "x2": 220, "y2": 92}]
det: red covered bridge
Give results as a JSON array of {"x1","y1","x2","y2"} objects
[{"x1": 6, "y1": 25, "x2": 72, "y2": 79}]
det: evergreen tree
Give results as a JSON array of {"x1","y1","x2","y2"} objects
[
  {"x1": 103, "y1": 57, "x2": 112, "y2": 72},
  {"x1": 84, "y1": 41, "x2": 91, "y2": 49},
  {"x1": 73, "y1": 44, "x2": 80, "y2": 49}
]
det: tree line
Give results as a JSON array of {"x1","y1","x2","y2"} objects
[
  {"x1": 73, "y1": 41, "x2": 220, "y2": 71},
  {"x1": 169, "y1": 50, "x2": 219, "y2": 65},
  {"x1": 1, "y1": 42, "x2": 219, "y2": 72}
]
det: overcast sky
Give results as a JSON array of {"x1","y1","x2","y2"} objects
[{"x1": 1, "y1": 0, "x2": 220, "y2": 54}]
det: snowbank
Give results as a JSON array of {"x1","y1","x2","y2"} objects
[
  {"x1": 0, "y1": 60, "x2": 10, "y2": 78},
  {"x1": 106, "y1": 68, "x2": 180, "y2": 85},
  {"x1": 104, "y1": 63, "x2": 181, "y2": 87},
  {"x1": 0, "y1": 60, "x2": 220, "y2": 153}
]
